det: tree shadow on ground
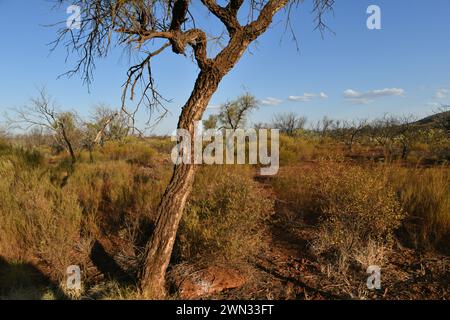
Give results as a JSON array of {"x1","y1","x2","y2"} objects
[
  {"x1": 89, "y1": 240, "x2": 135, "y2": 285},
  {"x1": 254, "y1": 262, "x2": 345, "y2": 300},
  {"x1": 0, "y1": 256, "x2": 67, "y2": 300}
]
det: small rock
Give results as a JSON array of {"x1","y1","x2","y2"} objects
[{"x1": 174, "y1": 266, "x2": 246, "y2": 299}]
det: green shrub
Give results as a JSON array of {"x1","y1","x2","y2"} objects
[
  {"x1": 147, "y1": 137, "x2": 175, "y2": 154},
  {"x1": 178, "y1": 165, "x2": 274, "y2": 264},
  {"x1": 96, "y1": 140, "x2": 157, "y2": 167},
  {"x1": 271, "y1": 161, "x2": 404, "y2": 269},
  {"x1": 0, "y1": 143, "x2": 44, "y2": 168},
  {"x1": 279, "y1": 135, "x2": 315, "y2": 165},
  {"x1": 0, "y1": 159, "x2": 82, "y2": 282},
  {"x1": 310, "y1": 163, "x2": 404, "y2": 267},
  {"x1": 270, "y1": 165, "x2": 320, "y2": 221},
  {"x1": 65, "y1": 161, "x2": 170, "y2": 237}
]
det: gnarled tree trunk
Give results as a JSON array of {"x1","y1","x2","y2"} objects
[
  {"x1": 139, "y1": 1, "x2": 291, "y2": 298},
  {"x1": 139, "y1": 69, "x2": 223, "y2": 298},
  {"x1": 139, "y1": 33, "x2": 253, "y2": 299}
]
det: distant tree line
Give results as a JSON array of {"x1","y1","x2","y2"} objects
[
  {"x1": 4, "y1": 90, "x2": 449, "y2": 164},
  {"x1": 6, "y1": 88, "x2": 129, "y2": 164},
  {"x1": 204, "y1": 102, "x2": 449, "y2": 161}
]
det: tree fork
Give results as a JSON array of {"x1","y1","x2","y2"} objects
[{"x1": 138, "y1": 4, "x2": 290, "y2": 298}]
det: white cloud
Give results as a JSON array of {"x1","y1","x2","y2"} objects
[
  {"x1": 289, "y1": 95, "x2": 312, "y2": 102},
  {"x1": 343, "y1": 89, "x2": 360, "y2": 98},
  {"x1": 261, "y1": 97, "x2": 283, "y2": 106},
  {"x1": 435, "y1": 88, "x2": 448, "y2": 99},
  {"x1": 319, "y1": 92, "x2": 328, "y2": 99},
  {"x1": 288, "y1": 92, "x2": 328, "y2": 102},
  {"x1": 207, "y1": 105, "x2": 220, "y2": 110},
  {"x1": 343, "y1": 88, "x2": 405, "y2": 104}
]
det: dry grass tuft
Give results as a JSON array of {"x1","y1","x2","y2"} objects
[{"x1": 390, "y1": 166, "x2": 450, "y2": 252}]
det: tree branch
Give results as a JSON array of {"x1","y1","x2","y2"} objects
[{"x1": 201, "y1": 0, "x2": 242, "y2": 36}]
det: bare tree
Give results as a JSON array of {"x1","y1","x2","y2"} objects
[
  {"x1": 87, "y1": 105, "x2": 129, "y2": 144},
  {"x1": 253, "y1": 121, "x2": 271, "y2": 130},
  {"x1": 394, "y1": 115, "x2": 418, "y2": 160},
  {"x1": 434, "y1": 105, "x2": 450, "y2": 134},
  {"x1": 83, "y1": 105, "x2": 130, "y2": 161},
  {"x1": 91, "y1": 108, "x2": 119, "y2": 145},
  {"x1": 272, "y1": 112, "x2": 307, "y2": 136},
  {"x1": 10, "y1": 89, "x2": 80, "y2": 163},
  {"x1": 320, "y1": 116, "x2": 334, "y2": 136},
  {"x1": 331, "y1": 119, "x2": 368, "y2": 151},
  {"x1": 218, "y1": 93, "x2": 258, "y2": 130},
  {"x1": 311, "y1": 116, "x2": 334, "y2": 137},
  {"x1": 367, "y1": 114, "x2": 417, "y2": 160},
  {"x1": 368, "y1": 115, "x2": 400, "y2": 160},
  {"x1": 51, "y1": 0, "x2": 335, "y2": 298}
]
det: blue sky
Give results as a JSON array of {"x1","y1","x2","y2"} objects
[{"x1": 1, "y1": 0, "x2": 449, "y2": 134}]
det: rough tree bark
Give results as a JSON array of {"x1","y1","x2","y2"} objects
[
  {"x1": 139, "y1": 70, "x2": 222, "y2": 298},
  {"x1": 138, "y1": 10, "x2": 285, "y2": 296}
]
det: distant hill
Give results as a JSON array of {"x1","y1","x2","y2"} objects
[{"x1": 414, "y1": 110, "x2": 450, "y2": 130}]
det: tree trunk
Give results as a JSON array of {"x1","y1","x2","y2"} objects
[
  {"x1": 60, "y1": 124, "x2": 76, "y2": 164},
  {"x1": 349, "y1": 131, "x2": 358, "y2": 152},
  {"x1": 138, "y1": 8, "x2": 284, "y2": 297},
  {"x1": 401, "y1": 144, "x2": 408, "y2": 160},
  {"x1": 139, "y1": 69, "x2": 222, "y2": 298}
]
